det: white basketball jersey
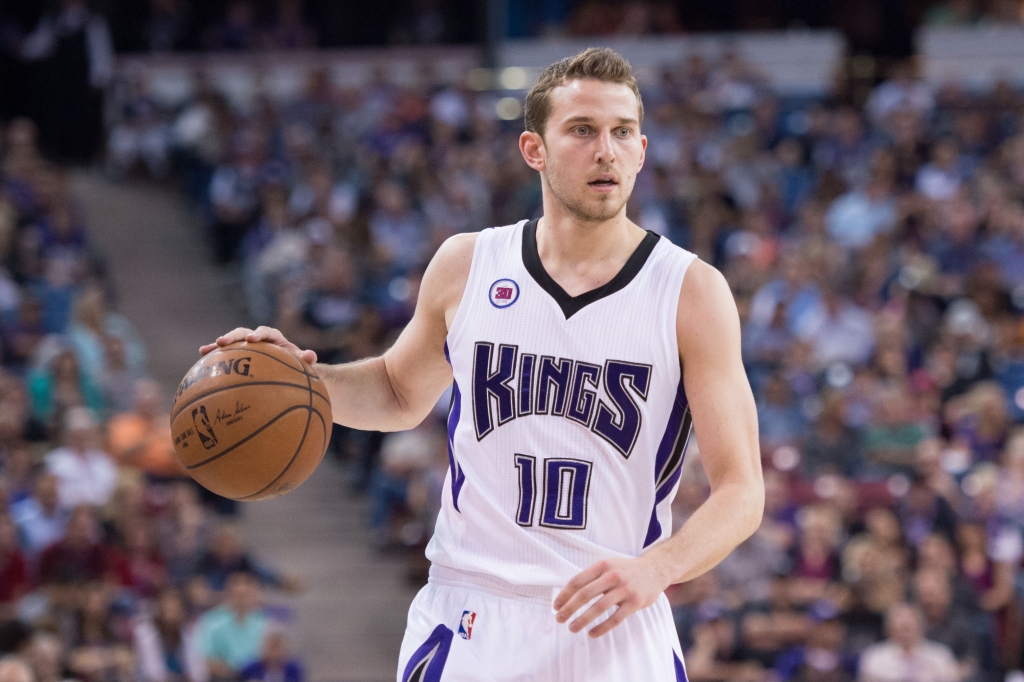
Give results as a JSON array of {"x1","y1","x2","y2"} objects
[{"x1": 426, "y1": 219, "x2": 698, "y2": 587}]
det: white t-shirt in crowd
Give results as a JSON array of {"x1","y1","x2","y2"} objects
[
  {"x1": 45, "y1": 446, "x2": 117, "y2": 509},
  {"x1": 858, "y1": 639, "x2": 959, "y2": 682}
]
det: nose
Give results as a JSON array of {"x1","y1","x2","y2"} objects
[{"x1": 594, "y1": 129, "x2": 616, "y2": 165}]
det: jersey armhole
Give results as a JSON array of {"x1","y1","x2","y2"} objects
[
  {"x1": 445, "y1": 227, "x2": 492, "y2": 350},
  {"x1": 669, "y1": 248, "x2": 700, "y2": 376}
]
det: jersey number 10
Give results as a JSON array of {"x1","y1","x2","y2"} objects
[{"x1": 513, "y1": 455, "x2": 592, "y2": 530}]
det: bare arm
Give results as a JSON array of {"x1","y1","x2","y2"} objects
[
  {"x1": 202, "y1": 233, "x2": 478, "y2": 432},
  {"x1": 554, "y1": 259, "x2": 763, "y2": 637},
  {"x1": 644, "y1": 260, "x2": 764, "y2": 582}
]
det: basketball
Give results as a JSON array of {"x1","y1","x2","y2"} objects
[{"x1": 169, "y1": 341, "x2": 333, "y2": 501}]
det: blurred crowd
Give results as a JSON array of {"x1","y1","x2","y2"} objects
[
  {"x1": 102, "y1": 47, "x2": 1024, "y2": 680},
  {"x1": 0, "y1": 123, "x2": 304, "y2": 682}
]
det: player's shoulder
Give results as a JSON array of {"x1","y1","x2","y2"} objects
[
  {"x1": 435, "y1": 231, "x2": 481, "y2": 262},
  {"x1": 430, "y1": 221, "x2": 524, "y2": 268},
  {"x1": 676, "y1": 257, "x2": 733, "y2": 323},
  {"x1": 420, "y1": 230, "x2": 487, "y2": 316},
  {"x1": 676, "y1": 258, "x2": 739, "y2": 348},
  {"x1": 678, "y1": 257, "x2": 726, "y2": 294}
]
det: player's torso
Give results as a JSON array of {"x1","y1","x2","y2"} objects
[{"x1": 426, "y1": 219, "x2": 698, "y2": 586}]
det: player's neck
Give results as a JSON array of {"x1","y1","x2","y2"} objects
[{"x1": 535, "y1": 210, "x2": 647, "y2": 298}]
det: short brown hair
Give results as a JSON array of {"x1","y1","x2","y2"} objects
[{"x1": 523, "y1": 47, "x2": 643, "y2": 137}]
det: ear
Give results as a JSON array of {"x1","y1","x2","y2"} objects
[
  {"x1": 637, "y1": 133, "x2": 647, "y2": 175},
  {"x1": 519, "y1": 131, "x2": 546, "y2": 172}
]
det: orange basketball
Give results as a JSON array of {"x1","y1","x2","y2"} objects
[{"x1": 170, "y1": 341, "x2": 332, "y2": 501}]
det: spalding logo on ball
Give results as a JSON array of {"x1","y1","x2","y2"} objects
[{"x1": 170, "y1": 342, "x2": 333, "y2": 501}]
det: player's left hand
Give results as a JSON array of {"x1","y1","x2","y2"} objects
[{"x1": 553, "y1": 555, "x2": 671, "y2": 638}]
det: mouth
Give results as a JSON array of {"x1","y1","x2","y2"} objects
[{"x1": 587, "y1": 175, "x2": 619, "y2": 190}]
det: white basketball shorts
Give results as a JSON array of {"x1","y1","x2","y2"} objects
[{"x1": 397, "y1": 566, "x2": 688, "y2": 682}]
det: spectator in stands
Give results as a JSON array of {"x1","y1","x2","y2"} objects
[
  {"x1": 928, "y1": 194, "x2": 983, "y2": 285},
  {"x1": 897, "y1": 476, "x2": 957, "y2": 548},
  {"x1": 747, "y1": 251, "x2": 822, "y2": 336},
  {"x1": 196, "y1": 570, "x2": 267, "y2": 679},
  {"x1": 240, "y1": 190, "x2": 306, "y2": 326},
  {"x1": 815, "y1": 106, "x2": 874, "y2": 189},
  {"x1": 0, "y1": 294, "x2": 43, "y2": 373},
  {"x1": 685, "y1": 600, "x2": 762, "y2": 681},
  {"x1": 866, "y1": 62, "x2": 935, "y2": 127},
  {"x1": 369, "y1": 424, "x2": 442, "y2": 549},
  {"x1": 755, "y1": 372, "x2": 805, "y2": 451},
  {"x1": 44, "y1": 408, "x2": 116, "y2": 510},
  {"x1": 0, "y1": 514, "x2": 31, "y2": 618},
  {"x1": 66, "y1": 582, "x2": 120, "y2": 649},
  {"x1": 1, "y1": 442, "x2": 35, "y2": 505},
  {"x1": 915, "y1": 138, "x2": 965, "y2": 201},
  {"x1": 208, "y1": 129, "x2": 266, "y2": 263},
  {"x1": 100, "y1": 336, "x2": 136, "y2": 415},
  {"x1": 66, "y1": 286, "x2": 146, "y2": 385},
  {"x1": 107, "y1": 379, "x2": 185, "y2": 479},
  {"x1": 283, "y1": 218, "x2": 361, "y2": 338},
  {"x1": 157, "y1": 482, "x2": 214, "y2": 586},
  {"x1": 120, "y1": 520, "x2": 168, "y2": 599},
  {"x1": 28, "y1": 349, "x2": 104, "y2": 431},
  {"x1": 775, "y1": 138, "x2": 816, "y2": 219},
  {"x1": 133, "y1": 587, "x2": 207, "y2": 682},
  {"x1": 825, "y1": 165, "x2": 897, "y2": 250},
  {"x1": 10, "y1": 473, "x2": 68, "y2": 563},
  {"x1": 240, "y1": 627, "x2": 303, "y2": 682},
  {"x1": 795, "y1": 283, "x2": 876, "y2": 370},
  {"x1": 102, "y1": 479, "x2": 145, "y2": 548},
  {"x1": 369, "y1": 180, "x2": 427, "y2": 270},
  {"x1": 858, "y1": 602, "x2": 959, "y2": 681},
  {"x1": 954, "y1": 521, "x2": 1018, "y2": 616},
  {"x1": 196, "y1": 525, "x2": 298, "y2": 593},
  {"x1": 913, "y1": 568, "x2": 980, "y2": 682},
  {"x1": 790, "y1": 505, "x2": 841, "y2": 594},
  {"x1": 716, "y1": 524, "x2": 787, "y2": 606},
  {"x1": 862, "y1": 386, "x2": 932, "y2": 475},
  {"x1": 38, "y1": 505, "x2": 125, "y2": 601},
  {"x1": 106, "y1": 77, "x2": 173, "y2": 179},
  {"x1": 997, "y1": 428, "x2": 1024, "y2": 523},
  {"x1": 773, "y1": 599, "x2": 854, "y2": 682},
  {"x1": 801, "y1": 391, "x2": 863, "y2": 478},
  {"x1": 841, "y1": 509, "x2": 909, "y2": 647},
  {"x1": 948, "y1": 382, "x2": 1011, "y2": 463},
  {"x1": 982, "y1": 195, "x2": 1024, "y2": 288}
]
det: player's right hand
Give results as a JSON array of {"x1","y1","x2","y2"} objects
[{"x1": 200, "y1": 326, "x2": 318, "y2": 365}]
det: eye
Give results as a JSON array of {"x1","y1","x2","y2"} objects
[
  {"x1": 617, "y1": 128, "x2": 631, "y2": 137},
  {"x1": 574, "y1": 126, "x2": 590, "y2": 135}
]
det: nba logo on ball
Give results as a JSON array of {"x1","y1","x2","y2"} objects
[
  {"x1": 458, "y1": 610, "x2": 476, "y2": 640},
  {"x1": 489, "y1": 278, "x2": 519, "y2": 308}
]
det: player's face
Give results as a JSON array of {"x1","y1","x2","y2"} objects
[{"x1": 525, "y1": 79, "x2": 646, "y2": 224}]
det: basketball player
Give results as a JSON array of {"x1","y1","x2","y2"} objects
[{"x1": 203, "y1": 48, "x2": 763, "y2": 680}]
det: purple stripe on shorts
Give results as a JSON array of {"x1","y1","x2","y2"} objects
[{"x1": 402, "y1": 624, "x2": 453, "y2": 682}]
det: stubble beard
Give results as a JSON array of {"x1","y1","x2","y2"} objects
[{"x1": 545, "y1": 165, "x2": 630, "y2": 225}]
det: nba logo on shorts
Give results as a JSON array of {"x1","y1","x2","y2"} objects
[
  {"x1": 458, "y1": 610, "x2": 476, "y2": 640},
  {"x1": 488, "y1": 278, "x2": 519, "y2": 309}
]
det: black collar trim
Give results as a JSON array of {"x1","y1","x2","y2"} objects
[{"x1": 521, "y1": 219, "x2": 661, "y2": 320}]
